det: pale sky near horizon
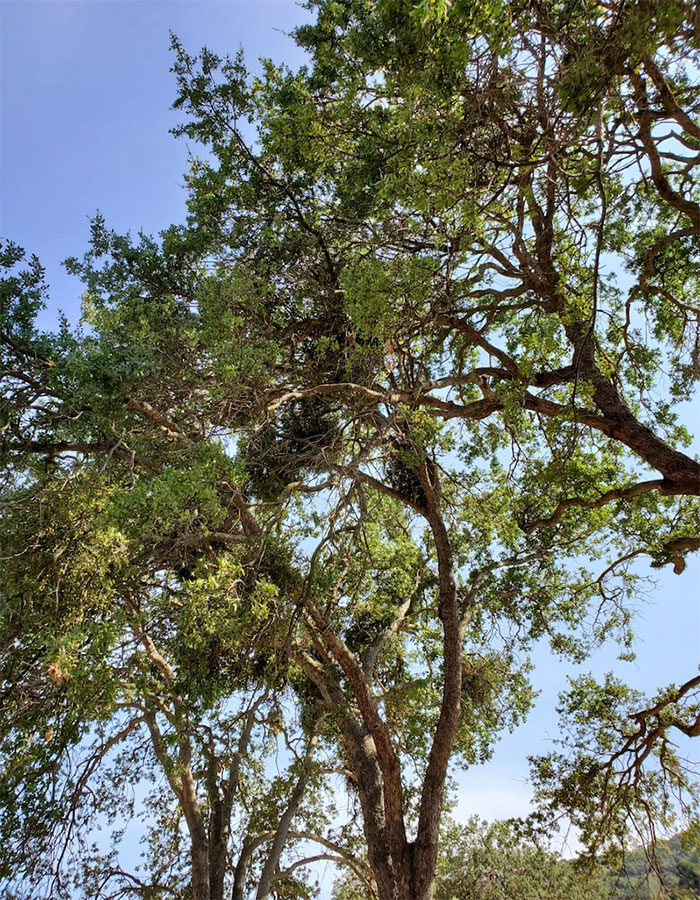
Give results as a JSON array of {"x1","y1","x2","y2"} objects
[{"x1": 2, "y1": 0, "x2": 699, "y2": 888}]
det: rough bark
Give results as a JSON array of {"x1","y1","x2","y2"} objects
[
  {"x1": 409, "y1": 462, "x2": 464, "y2": 900},
  {"x1": 301, "y1": 460, "x2": 465, "y2": 900}
]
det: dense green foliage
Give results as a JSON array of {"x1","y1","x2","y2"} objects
[
  {"x1": 611, "y1": 833, "x2": 700, "y2": 900},
  {"x1": 334, "y1": 821, "x2": 700, "y2": 900},
  {"x1": 434, "y1": 819, "x2": 610, "y2": 900},
  {"x1": 2, "y1": 0, "x2": 700, "y2": 898}
]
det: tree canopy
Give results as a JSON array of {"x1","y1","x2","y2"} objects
[{"x1": 1, "y1": 1, "x2": 700, "y2": 899}]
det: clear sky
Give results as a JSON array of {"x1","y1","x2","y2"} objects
[
  {"x1": 2, "y1": 0, "x2": 699, "y2": 879},
  {"x1": 1, "y1": 0, "x2": 313, "y2": 320}
]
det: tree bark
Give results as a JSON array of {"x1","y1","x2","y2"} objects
[
  {"x1": 190, "y1": 839, "x2": 211, "y2": 900},
  {"x1": 328, "y1": 461, "x2": 464, "y2": 900},
  {"x1": 409, "y1": 461, "x2": 464, "y2": 900}
]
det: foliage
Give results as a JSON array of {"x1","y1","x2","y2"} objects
[
  {"x1": 2, "y1": 0, "x2": 700, "y2": 898},
  {"x1": 434, "y1": 818, "x2": 610, "y2": 900},
  {"x1": 334, "y1": 816, "x2": 611, "y2": 900},
  {"x1": 530, "y1": 673, "x2": 700, "y2": 861},
  {"x1": 610, "y1": 832, "x2": 700, "y2": 900},
  {"x1": 334, "y1": 820, "x2": 700, "y2": 900}
]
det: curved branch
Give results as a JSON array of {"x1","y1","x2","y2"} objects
[{"x1": 523, "y1": 479, "x2": 667, "y2": 533}]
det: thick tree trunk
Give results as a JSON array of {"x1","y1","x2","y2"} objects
[
  {"x1": 358, "y1": 838, "x2": 438, "y2": 900},
  {"x1": 190, "y1": 838, "x2": 211, "y2": 900},
  {"x1": 362, "y1": 463, "x2": 463, "y2": 900},
  {"x1": 208, "y1": 806, "x2": 229, "y2": 900}
]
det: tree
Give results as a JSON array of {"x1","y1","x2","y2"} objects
[
  {"x1": 610, "y1": 831, "x2": 700, "y2": 900},
  {"x1": 333, "y1": 817, "x2": 612, "y2": 899},
  {"x1": 0, "y1": 312, "x2": 343, "y2": 900},
  {"x1": 2, "y1": 1, "x2": 700, "y2": 899},
  {"x1": 431, "y1": 818, "x2": 610, "y2": 900}
]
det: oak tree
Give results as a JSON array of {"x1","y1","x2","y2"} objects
[{"x1": 2, "y1": 1, "x2": 700, "y2": 899}]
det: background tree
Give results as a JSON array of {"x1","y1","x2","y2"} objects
[
  {"x1": 334, "y1": 819, "x2": 700, "y2": 900},
  {"x1": 610, "y1": 831, "x2": 700, "y2": 900},
  {"x1": 431, "y1": 818, "x2": 610, "y2": 900}
]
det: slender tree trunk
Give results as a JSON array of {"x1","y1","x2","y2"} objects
[
  {"x1": 232, "y1": 839, "x2": 257, "y2": 900},
  {"x1": 256, "y1": 729, "x2": 320, "y2": 900},
  {"x1": 409, "y1": 466, "x2": 463, "y2": 900},
  {"x1": 209, "y1": 697, "x2": 263, "y2": 900},
  {"x1": 297, "y1": 461, "x2": 464, "y2": 900}
]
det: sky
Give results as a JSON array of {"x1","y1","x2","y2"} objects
[
  {"x1": 2, "y1": 0, "x2": 699, "y2": 885},
  {"x1": 1, "y1": 0, "x2": 314, "y2": 318}
]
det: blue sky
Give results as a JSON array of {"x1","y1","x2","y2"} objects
[
  {"x1": 1, "y1": 0, "x2": 313, "y2": 318},
  {"x1": 458, "y1": 562, "x2": 700, "y2": 838},
  {"x1": 2, "y1": 0, "x2": 699, "y2": 872}
]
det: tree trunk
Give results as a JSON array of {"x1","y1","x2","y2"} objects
[
  {"x1": 190, "y1": 838, "x2": 211, "y2": 900},
  {"x1": 208, "y1": 804, "x2": 229, "y2": 900},
  {"x1": 360, "y1": 463, "x2": 463, "y2": 900},
  {"x1": 297, "y1": 463, "x2": 462, "y2": 900},
  {"x1": 361, "y1": 840, "x2": 438, "y2": 900},
  {"x1": 256, "y1": 729, "x2": 319, "y2": 900}
]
